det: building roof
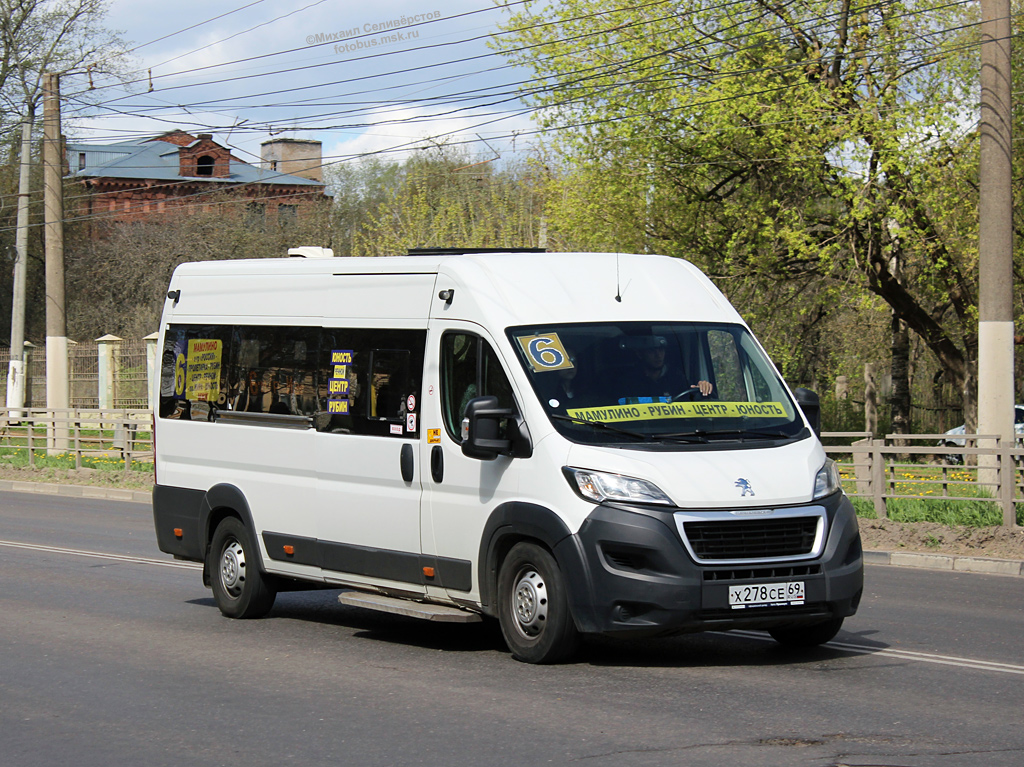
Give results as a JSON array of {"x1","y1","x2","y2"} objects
[{"x1": 66, "y1": 133, "x2": 323, "y2": 187}]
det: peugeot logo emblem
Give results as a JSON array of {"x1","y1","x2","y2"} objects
[{"x1": 735, "y1": 478, "x2": 755, "y2": 497}]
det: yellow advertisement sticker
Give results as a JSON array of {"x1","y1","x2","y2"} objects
[
  {"x1": 185, "y1": 339, "x2": 222, "y2": 402},
  {"x1": 427, "y1": 428, "x2": 441, "y2": 444},
  {"x1": 566, "y1": 401, "x2": 788, "y2": 423},
  {"x1": 516, "y1": 333, "x2": 574, "y2": 372}
]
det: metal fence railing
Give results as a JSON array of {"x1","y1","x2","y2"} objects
[
  {"x1": 0, "y1": 415, "x2": 1019, "y2": 527},
  {"x1": 822, "y1": 432, "x2": 1021, "y2": 528},
  {"x1": 0, "y1": 409, "x2": 153, "y2": 475},
  {"x1": 1, "y1": 338, "x2": 153, "y2": 410}
]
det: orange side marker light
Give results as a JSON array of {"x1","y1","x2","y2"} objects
[
  {"x1": 422, "y1": 566, "x2": 435, "y2": 578},
  {"x1": 283, "y1": 545, "x2": 295, "y2": 556},
  {"x1": 173, "y1": 528, "x2": 183, "y2": 539}
]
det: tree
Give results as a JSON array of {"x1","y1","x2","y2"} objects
[
  {"x1": 0, "y1": 0, "x2": 130, "y2": 372},
  {"x1": 324, "y1": 157, "x2": 403, "y2": 257},
  {"x1": 349, "y1": 146, "x2": 550, "y2": 256},
  {"x1": 63, "y1": 197, "x2": 333, "y2": 339},
  {"x1": 496, "y1": 1, "x2": 985, "y2": 425}
]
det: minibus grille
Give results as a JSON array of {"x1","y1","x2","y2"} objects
[
  {"x1": 681, "y1": 516, "x2": 821, "y2": 562},
  {"x1": 702, "y1": 563, "x2": 821, "y2": 582}
]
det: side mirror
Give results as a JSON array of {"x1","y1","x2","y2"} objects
[
  {"x1": 793, "y1": 388, "x2": 821, "y2": 437},
  {"x1": 460, "y1": 395, "x2": 532, "y2": 460}
]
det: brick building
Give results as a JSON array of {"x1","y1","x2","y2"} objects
[{"x1": 66, "y1": 131, "x2": 327, "y2": 231}]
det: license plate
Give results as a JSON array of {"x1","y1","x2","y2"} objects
[{"x1": 728, "y1": 581, "x2": 805, "y2": 609}]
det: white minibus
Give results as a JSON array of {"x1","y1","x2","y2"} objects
[{"x1": 153, "y1": 249, "x2": 863, "y2": 663}]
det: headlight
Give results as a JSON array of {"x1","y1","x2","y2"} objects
[
  {"x1": 563, "y1": 467, "x2": 673, "y2": 505},
  {"x1": 813, "y1": 459, "x2": 842, "y2": 500}
]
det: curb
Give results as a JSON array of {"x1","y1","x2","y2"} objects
[
  {"x1": 2, "y1": 480, "x2": 1022, "y2": 577},
  {"x1": 0, "y1": 479, "x2": 151, "y2": 504},
  {"x1": 864, "y1": 549, "x2": 1024, "y2": 577}
]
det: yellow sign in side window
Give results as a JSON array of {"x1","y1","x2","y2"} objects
[
  {"x1": 566, "y1": 401, "x2": 789, "y2": 423},
  {"x1": 185, "y1": 339, "x2": 223, "y2": 402}
]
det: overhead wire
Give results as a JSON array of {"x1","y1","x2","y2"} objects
[
  {"x1": 0, "y1": 0, "x2": 1004, "y2": 220},
  {"x1": 128, "y1": 0, "x2": 269, "y2": 53},
  {"x1": 58, "y1": 0, "x2": 943, "y2": 136},
  {"x1": 60, "y1": 0, "x2": 982, "y2": 143}
]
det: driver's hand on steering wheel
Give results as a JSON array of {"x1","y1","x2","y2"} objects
[{"x1": 692, "y1": 380, "x2": 713, "y2": 397}]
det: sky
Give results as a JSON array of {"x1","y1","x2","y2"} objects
[{"x1": 68, "y1": 0, "x2": 541, "y2": 174}]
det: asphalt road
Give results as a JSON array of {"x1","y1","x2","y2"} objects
[{"x1": 1, "y1": 490, "x2": 1022, "y2": 767}]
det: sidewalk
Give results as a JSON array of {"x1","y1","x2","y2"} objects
[
  {"x1": 0, "y1": 478, "x2": 151, "y2": 504},
  {"x1": 2, "y1": 478, "x2": 1022, "y2": 577},
  {"x1": 863, "y1": 549, "x2": 1024, "y2": 577}
]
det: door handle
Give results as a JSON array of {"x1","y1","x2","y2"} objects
[
  {"x1": 400, "y1": 443, "x2": 414, "y2": 483},
  {"x1": 431, "y1": 445, "x2": 443, "y2": 484}
]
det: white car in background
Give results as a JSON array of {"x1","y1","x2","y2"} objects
[{"x1": 939, "y1": 405, "x2": 1024, "y2": 462}]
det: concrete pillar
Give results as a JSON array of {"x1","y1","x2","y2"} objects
[
  {"x1": 97, "y1": 334, "x2": 122, "y2": 418},
  {"x1": 835, "y1": 375, "x2": 848, "y2": 400},
  {"x1": 978, "y1": 0, "x2": 1014, "y2": 517},
  {"x1": 145, "y1": 332, "x2": 160, "y2": 413},
  {"x1": 864, "y1": 363, "x2": 878, "y2": 437}
]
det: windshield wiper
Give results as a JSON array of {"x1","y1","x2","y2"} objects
[
  {"x1": 550, "y1": 413, "x2": 649, "y2": 440},
  {"x1": 657, "y1": 427, "x2": 793, "y2": 442}
]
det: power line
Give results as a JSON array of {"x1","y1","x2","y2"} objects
[
  {"x1": 128, "y1": 0, "x2": 269, "y2": 53},
  {"x1": 62, "y1": 0, "x2": 981, "y2": 143},
  {"x1": 0, "y1": 0, "x2": 995, "y2": 219}
]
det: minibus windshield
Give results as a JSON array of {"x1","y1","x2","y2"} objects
[{"x1": 507, "y1": 322, "x2": 806, "y2": 446}]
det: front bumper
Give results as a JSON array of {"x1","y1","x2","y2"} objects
[{"x1": 555, "y1": 491, "x2": 863, "y2": 636}]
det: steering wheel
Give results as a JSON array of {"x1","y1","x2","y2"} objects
[{"x1": 670, "y1": 388, "x2": 702, "y2": 402}]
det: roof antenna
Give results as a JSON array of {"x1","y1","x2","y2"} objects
[{"x1": 615, "y1": 252, "x2": 622, "y2": 302}]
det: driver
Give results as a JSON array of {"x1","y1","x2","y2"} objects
[{"x1": 627, "y1": 336, "x2": 712, "y2": 401}]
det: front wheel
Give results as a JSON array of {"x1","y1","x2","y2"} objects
[
  {"x1": 208, "y1": 517, "x2": 277, "y2": 619},
  {"x1": 768, "y1": 617, "x2": 843, "y2": 648},
  {"x1": 497, "y1": 542, "x2": 579, "y2": 664}
]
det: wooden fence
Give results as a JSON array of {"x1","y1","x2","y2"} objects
[
  {"x1": 0, "y1": 409, "x2": 152, "y2": 475},
  {"x1": 0, "y1": 337, "x2": 155, "y2": 410},
  {"x1": 0, "y1": 413, "x2": 1019, "y2": 527},
  {"x1": 822, "y1": 432, "x2": 1021, "y2": 527}
]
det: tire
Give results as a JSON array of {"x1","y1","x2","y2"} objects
[
  {"x1": 941, "y1": 442, "x2": 964, "y2": 466},
  {"x1": 768, "y1": 617, "x2": 844, "y2": 648},
  {"x1": 208, "y1": 516, "x2": 277, "y2": 619},
  {"x1": 496, "y1": 542, "x2": 579, "y2": 664}
]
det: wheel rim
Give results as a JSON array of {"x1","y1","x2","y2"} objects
[
  {"x1": 511, "y1": 568, "x2": 548, "y2": 638},
  {"x1": 219, "y1": 538, "x2": 247, "y2": 598}
]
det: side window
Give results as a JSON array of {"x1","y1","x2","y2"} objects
[
  {"x1": 160, "y1": 324, "x2": 232, "y2": 420},
  {"x1": 441, "y1": 332, "x2": 516, "y2": 440},
  {"x1": 706, "y1": 329, "x2": 745, "y2": 401},
  {"x1": 369, "y1": 349, "x2": 411, "y2": 421},
  {"x1": 160, "y1": 324, "x2": 319, "y2": 420},
  {"x1": 317, "y1": 328, "x2": 425, "y2": 437},
  {"x1": 226, "y1": 326, "x2": 319, "y2": 416}
]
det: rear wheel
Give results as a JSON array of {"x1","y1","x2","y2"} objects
[
  {"x1": 208, "y1": 517, "x2": 277, "y2": 619},
  {"x1": 768, "y1": 617, "x2": 843, "y2": 648},
  {"x1": 497, "y1": 542, "x2": 579, "y2": 664}
]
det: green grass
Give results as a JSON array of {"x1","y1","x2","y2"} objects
[
  {"x1": 0, "y1": 446, "x2": 152, "y2": 473},
  {"x1": 884, "y1": 496, "x2": 1012, "y2": 526},
  {"x1": 843, "y1": 462, "x2": 1022, "y2": 525}
]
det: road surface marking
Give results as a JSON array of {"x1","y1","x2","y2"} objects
[
  {"x1": 0, "y1": 539, "x2": 201, "y2": 570},
  {"x1": 6, "y1": 539, "x2": 1022, "y2": 676},
  {"x1": 728, "y1": 630, "x2": 1024, "y2": 676}
]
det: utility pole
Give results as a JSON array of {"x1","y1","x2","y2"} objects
[
  {"x1": 6, "y1": 108, "x2": 34, "y2": 419},
  {"x1": 978, "y1": 0, "x2": 1014, "y2": 525},
  {"x1": 43, "y1": 72, "x2": 69, "y2": 450}
]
